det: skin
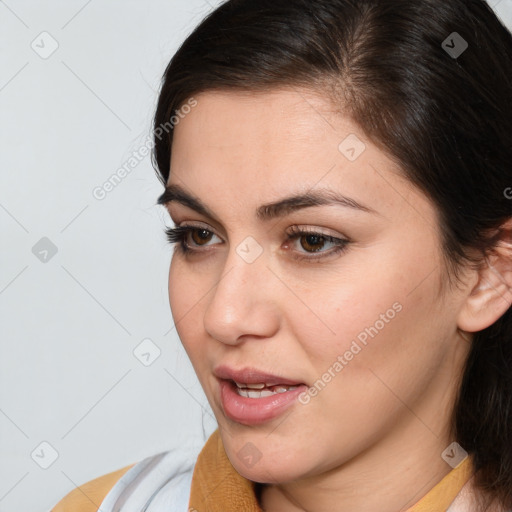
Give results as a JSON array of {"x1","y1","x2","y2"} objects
[{"x1": 161, "y1": 87, "x2": 499, "y2": 512}]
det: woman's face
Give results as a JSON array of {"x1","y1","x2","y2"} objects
[{"x1": 163, "y1": 88, "x2": 471, "y2": 484}]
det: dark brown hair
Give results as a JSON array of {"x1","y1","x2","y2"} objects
[{"x1": 151, "y1": 0, "x2": 512, "y2": 509}]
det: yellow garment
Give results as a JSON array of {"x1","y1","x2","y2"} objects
[
  {"x1": 188, "y1": 429, "x2": 475, "y2": 512},
  {"x1": 51, "y1": 463, "x2": 135, "y2": 512}
]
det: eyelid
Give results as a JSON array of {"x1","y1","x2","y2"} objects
[
  {"x1": 286, "y1": 224, "x2": 350, "y2": 241},
  {"x1": 172, "y1": 221, "x2": 348, "y2": 241},
  {"x1": 165, "y1": 223, "x2": 351, "y2": 262},
  {"x1": 167, "y1": 202, "x2": 352, "y2": 240},
  {"x1": 166, "y1": 209, "x2": 225, "y2": 235}
]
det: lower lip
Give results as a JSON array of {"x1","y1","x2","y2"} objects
[{"x1": 219, "y1": 379, "x2": 308, "y2": 426}]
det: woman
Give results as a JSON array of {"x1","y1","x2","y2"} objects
[{"x1": 52, "y1": 0, "x2": 512, "y2": 510}]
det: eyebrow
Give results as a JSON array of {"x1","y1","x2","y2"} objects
[{"x1": 156, "y1": 183, "x2": 380, "y2": 222}]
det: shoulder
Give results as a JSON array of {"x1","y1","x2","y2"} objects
[
  {"x1": 50, "y1": 462, "x2": 136, "y2": 512},
  {"x1": 51, "y1": 443, "x2": 204, "y2": 512}
]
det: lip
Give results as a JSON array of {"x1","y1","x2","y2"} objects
[
  {"x1": 213, "y1": 365, "x2": 305, "y2": 387},
  {"x1": 214, "y1": 365, "x2": 308, "y2": 426}
]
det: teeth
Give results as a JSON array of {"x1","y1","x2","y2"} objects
[
  {"x1": 273, "y1": 386, "x2": 295, "y2": 393},
  {"x1": 234, "y1": 381, "x2": 266, "y2": 389},
  {"x1": 235, "y1": 384, "x2": 299, "y2": 398}
]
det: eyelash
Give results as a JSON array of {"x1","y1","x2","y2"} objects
[{"x1": 163, "y1": 224, "x2": 350, "y2": 262}]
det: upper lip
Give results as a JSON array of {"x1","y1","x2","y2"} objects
[{"x1": 214, "y1": 365, "x2": 305, "y2": 387}]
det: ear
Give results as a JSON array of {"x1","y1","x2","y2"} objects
[{"x1": 457, "y1": 218, "x2": 512, "y2": 333}]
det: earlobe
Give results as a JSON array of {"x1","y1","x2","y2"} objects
[{"x1": 457, "y1": 220, "x2": 512, "y2": 333}]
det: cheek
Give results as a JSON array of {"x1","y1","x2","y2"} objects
[
  {"x1": 297, "y1": 270, "x2": 446, "y2": 420},
  {"x1": 168, "y1": 258, "x2": 206, "y2": 354},
  {"x1": 288, "y1": 273, "x2": 405, "y2": 368},
  {"x1": 292, "y1": 250, "x2": 443, "y2": 388}
]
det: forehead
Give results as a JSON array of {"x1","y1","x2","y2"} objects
[
  {"x1": 172, "y1": 88, "x2": 344, "y2": 155},
  {"x1": 168, "y1": 87, "x2": 426, "y2": 223}
]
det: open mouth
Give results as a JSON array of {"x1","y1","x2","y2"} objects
[
  {"x1": 218, "y1": 378, "x2": 308, "y2": 425},
  {"x1": 232, "y1": 381, "x2": 301, "y2": 398},
  {"x1": 213, "y1": 365, "x2": 308, "y2": 424}
]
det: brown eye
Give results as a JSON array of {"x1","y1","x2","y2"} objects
[
  {"x1": 164, "y1": 225, "x2": 221, "y2": 255},
  {"x1": 299, "y1": 234, "x2": 327, "y2": 253},
  {"x1": 190, "y1": 228, "x2": 214, "y2": 246},
  {"x1": 285, "y1": 226, "x2": 350, "y2": 262},
  {"x1": 165, "y1": 224, "x2": 349, "y2": 262}
]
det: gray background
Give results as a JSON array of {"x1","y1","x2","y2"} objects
[{"x1": 1, "y1": 1, "x2": 511, "y2": 511}]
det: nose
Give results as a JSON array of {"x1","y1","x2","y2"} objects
[{"x1": 202, "y1": 241, "x2": 280, "y2": 346}]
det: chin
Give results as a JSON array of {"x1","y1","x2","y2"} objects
[
  {"x1": 221, "y1": 435, "x2": 309, "y2": 484},
  {"x1": 230, "y1": 456, "x2": 304, "y2": 484}
]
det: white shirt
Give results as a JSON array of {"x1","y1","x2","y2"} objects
[{"x1": 98, "y1": 443, "x2": 203, "y2": 512}]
